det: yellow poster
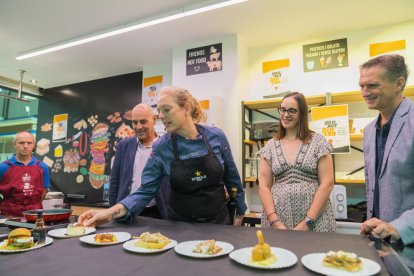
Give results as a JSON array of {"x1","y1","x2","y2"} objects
[
  {"x1": 262, "y1": 59, "x2": 290, "y2": 97},
  {"x1": 52, "y1": 113, "x2": 68, "y2": 142},
  {"x1": 310, "y1": 105, "x2": 350, "y2": 154},
  {"x1": 142, "y1": 75, "x2": 163, "y2": 109}
]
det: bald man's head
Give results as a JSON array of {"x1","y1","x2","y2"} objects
[{"x1": 131, "y1": 103, "x2": 157, "y2": 144}]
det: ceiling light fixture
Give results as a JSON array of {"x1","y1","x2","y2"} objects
[{"x1": 16, "y1": 0, "x2": 248, "y2": 60}]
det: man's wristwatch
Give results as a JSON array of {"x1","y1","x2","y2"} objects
[{"x1": 305, "y1": 216, "x2": 315, "y2": 229}]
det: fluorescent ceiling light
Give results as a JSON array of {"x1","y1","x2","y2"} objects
[{"x1": 16, "y1": 0, "x2": 248, "y2": 60}]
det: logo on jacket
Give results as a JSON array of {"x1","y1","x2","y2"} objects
[{"x1": 191, "y1": 170, "x2": 207, "y2": 182}]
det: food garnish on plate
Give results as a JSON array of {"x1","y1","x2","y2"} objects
[
  {"x1": 134, "y1": 232, "x2": 171, "y2": 249},
  {"x1": 0, "y1": 228, "x2": 35, "y2": 250},
  {"x1": 94, "y1": 233, "x2": 117, "y2": 243},
  {"x1": 250, "y1": 230, "x2": 276, "y2": 266},
  {"x1": 322, "y1": 250, "x2": 362, "y2": 272},
  {"x1": 192, "y1": 240, "x2": 222, "y2": 255},
  {"x1": 66, "y1": 223, "x2": 85, "y2": 236}
]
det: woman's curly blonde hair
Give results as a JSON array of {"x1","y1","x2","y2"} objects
[{"x1": 159, "y1": 86, "x2": 207, "y2": 124}]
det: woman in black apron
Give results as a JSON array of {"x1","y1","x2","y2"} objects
[
  {"x1": 168, "y1": 125, "x2": 229, "y2": 224},
  {"x1": 79, "y1": 86, "x2": 247, "y2": 227}
]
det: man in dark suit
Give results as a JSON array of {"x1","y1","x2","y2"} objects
[
  {"x1": 109, "y1": 103, "x2": 164, "y2": 218},
  {"x1": 359, "y1": 55, "x2": 414, "y2": 246}
]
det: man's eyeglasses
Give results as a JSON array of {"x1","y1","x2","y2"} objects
[{"x1": 278, "y1": 107, "x2": 298, "y2": 116}]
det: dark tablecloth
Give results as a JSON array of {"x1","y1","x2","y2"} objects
[{"x1": 0, "y1": 216, "x2": 388, "y2": 276}]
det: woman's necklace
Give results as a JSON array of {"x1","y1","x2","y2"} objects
[{"x1": 284, "y1": 136, "x2": 298, "y2": 141}]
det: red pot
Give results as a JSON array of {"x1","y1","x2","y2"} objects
[{"x1": 22, "y1": 208, "x2": 73, "y2": 222}]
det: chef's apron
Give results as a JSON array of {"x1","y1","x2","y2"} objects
[
  {"x1": 168, "y1": 126, "x2": 230, "y2": 224},
  {"x1": 0, "y1": 160, "x2": 44, "y2": 217}
]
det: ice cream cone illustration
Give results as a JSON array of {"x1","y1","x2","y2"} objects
[{"x1": 337, "y1": 53, "x2": 345, "y2": 66}]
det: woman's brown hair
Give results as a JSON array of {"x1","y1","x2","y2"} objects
[
  {"x1": 159, "y1": 86, "x2": 207, "y2": 124},
  {"x1": 276, "y1": 91, "x2": 312, "y2": 143}
]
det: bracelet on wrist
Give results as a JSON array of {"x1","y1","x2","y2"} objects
[{"x1": 266, "y1": 211, "x2": 277, "y2": 220}]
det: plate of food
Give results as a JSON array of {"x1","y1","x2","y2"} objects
[
  {"x1": 0, "y1": 228, "x2": 53, "y2": 253},
  {"x1": 229, "y1": 230, "x2": 297, "y2": 269},
  {"x1": 230, "y1": 247, "x2": 297, "y2": 269},
  {"x1": 301, "y1": 251, "x2": 381, "y2": 276},
  {"x1": 174, "y1": 239, "x2": 234, "y2": 258},
  {"x1": 123, "y1": 232, "x2": 177, "y2": 254},
  {"x1": 80, "y1": 232, "x2": 131, "y2": 246},
  {"x1": 48, "y1": 223, "x2": 96, "y2": 238}
]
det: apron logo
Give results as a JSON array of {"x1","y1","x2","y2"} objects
[
  {"x1": 22, "y1": 173, "x2": 31, "y2": 182},
  {"x1": 22, "y1": 173, "x2": 34, "y2": 195},
  {"x1": 191, "y1": 170, "x2": 207, "y2": 182}
]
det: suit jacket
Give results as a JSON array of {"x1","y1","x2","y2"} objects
[
  {"x1": 109, "y1": 137, "x2": 169, "y2": 219},
  {"x1": 364, "y1": 98, "x2": 414, "y2": 245}
]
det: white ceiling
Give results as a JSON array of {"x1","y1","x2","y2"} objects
[{"x1": 1, "y1": 0, "x2": 414, "y2": 89}]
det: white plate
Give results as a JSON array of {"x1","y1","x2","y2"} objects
[
  {"x1": 48, "y1": 227, "x2": 96, "y2": 238},
  {"x1": 80, "y1": 232, "x2": 131, "y2": 246},
  {"x1": 301, "y1": 253, "x2": 381, "y2": 276},
  {"x1": 229, "y1": 247, "x2": 298, "y2": 269},
  {"x1": 0, "y1": 237, "x2": 53, "y2": 253},
  {"x1": 123, "y1": 239, "x2": 177, "y2": 254},
  {"x1": 174, "y1": 240, "x2": 234, "y2": 258}
]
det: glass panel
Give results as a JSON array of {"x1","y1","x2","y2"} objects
[
  {"x1": 0, "y1": 87, "x2": 39, "y2": 161},
  {"x1": 0, "y1": 87, "x2": 39, "y2": 119}
]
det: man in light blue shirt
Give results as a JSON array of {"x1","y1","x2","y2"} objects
[{"x1": 109, "y1": 103, "x2": 163, "y2": 218}]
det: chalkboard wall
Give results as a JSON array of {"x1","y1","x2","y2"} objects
[{"x1": 35, "y1": 72, "x2": 142, "y2": 203}]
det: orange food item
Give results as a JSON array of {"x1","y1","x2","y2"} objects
[
  {"x1": 94, "y1": 233, "x2": 117, "y2": 243},
  {"x1": 252, "y1": 230, "x2": 272, "y2": 261}
]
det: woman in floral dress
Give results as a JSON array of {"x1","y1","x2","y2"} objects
[{"x1": 258, "y1": 92, "x2": 336, "y2": 232}]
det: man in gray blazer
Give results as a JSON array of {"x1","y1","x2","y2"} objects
[{"x1": 359, "y1": 54, "x2": 414, "y2": 246}]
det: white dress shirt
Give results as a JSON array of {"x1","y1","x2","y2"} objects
[{"x1": 130, "y1": 137, "x2": 157, "y2": 207}]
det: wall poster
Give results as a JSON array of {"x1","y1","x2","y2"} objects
[
  {"x1": 142, "y1": 75, "x2": 163, "y2": 109},
  {"x1": 310, "y1": 104, "x2": 350, "y2": 154},
  {"x1": 262, "y1": 58, "x2": 290, "y2": 98},
  {"x1": 303, "y1": 38, "x2": 348, "y2": 72},
  {"x1": 186, "y1": 43, "x2": 222, "y2": 76},
  {"x1": 52, "y1": 113, "x2": 68, "y2": 142}
]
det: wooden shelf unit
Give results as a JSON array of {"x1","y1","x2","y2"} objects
[
  {"x1": 243, "y1": 85, "x2": 414, "y2": 110},
  {"x1": 243, "y1": 139, "x2": 257, "y2": 145}
]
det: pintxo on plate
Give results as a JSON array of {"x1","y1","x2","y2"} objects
[
  {"x1": 251, "y1": 230, "x2": 276, "y2": 266},
  {"x1": 95, "y1": 233, "x2": 118, "y2": 243},
  {"x1": 192, "y1": 239, "x2": 222, "y2": 255},
  {"x1": 322, "y1": 250, "x2": 363, "y2": 272},
  {"x1": 66, "y1": 223, "x2": 86, "y2": 236},
  {"x1": 134, "y1": 232, "x2": 171, "y2": 249}
]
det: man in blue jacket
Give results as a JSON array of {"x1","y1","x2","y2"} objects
[{"x1": 109, "y1": 103, "x2": 165, "y2": 218}]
